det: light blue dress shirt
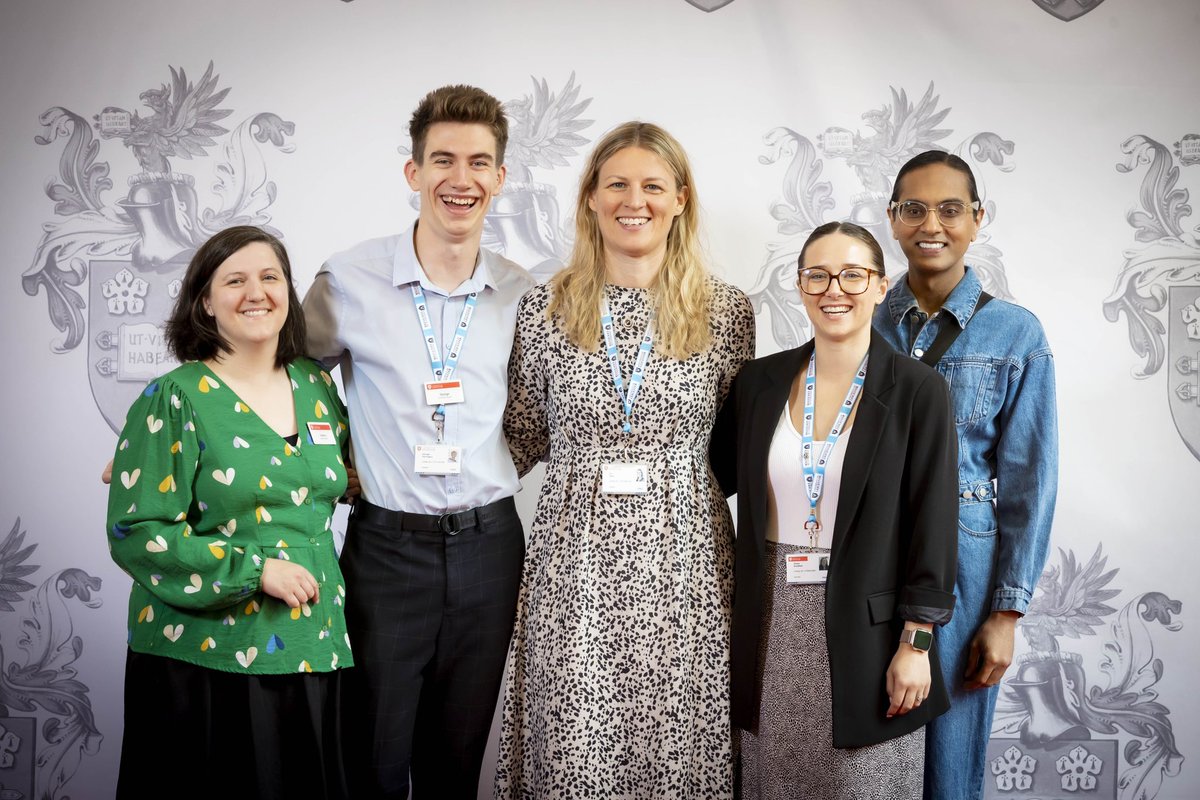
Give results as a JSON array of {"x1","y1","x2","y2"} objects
[{"x1": 304, "y1": 223, "x2": 536, "y2": 514}]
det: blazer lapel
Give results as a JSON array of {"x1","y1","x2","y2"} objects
[
  {"x1": 747, "y1": 343, "x2": 811, "y2": 539},
  {"x1": 831, "y1": 335, "x2": 897, "y2": 556}
]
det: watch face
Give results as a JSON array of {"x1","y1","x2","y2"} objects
[{"x1": 911, "y1": 629, "x2": 934, "y2": 651}]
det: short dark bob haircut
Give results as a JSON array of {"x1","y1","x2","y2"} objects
[{"x1": 164, "y1": 225, "x2": 306, "y2": 369}]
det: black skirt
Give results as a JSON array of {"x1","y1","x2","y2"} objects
[{"x1": 117, "y1": 649, "x2": 350, "y2": 800}]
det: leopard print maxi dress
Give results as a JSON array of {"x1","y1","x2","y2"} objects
[{"x1": 495, "y1": 279, "x2": 754, "y2": 799}]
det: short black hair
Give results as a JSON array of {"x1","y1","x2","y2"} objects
[
  {"x1": 165, "y1": 225, "x2": 306, "y2": 369},
  {"x1": 890, "y1": 150, "x2": 981, "y2": 205}
]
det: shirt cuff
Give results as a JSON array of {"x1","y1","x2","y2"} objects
[{"x1": 992, "y1": 586, "x2": 1031, "y2": 614}]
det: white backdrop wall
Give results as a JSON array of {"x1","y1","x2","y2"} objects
[{"x1": 1, "y1": 1, "x2": 1197, "y2": 798}]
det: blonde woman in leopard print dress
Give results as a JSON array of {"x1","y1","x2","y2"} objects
[{"x1": 495, "y1": 121, "x2": 754, "y2": 799}]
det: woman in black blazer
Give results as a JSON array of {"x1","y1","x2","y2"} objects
[{"x1": 712, "y1": 222, "x2": 958, "y2": 799}]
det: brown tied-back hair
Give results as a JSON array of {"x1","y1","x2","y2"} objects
[
  {"x1": 164, "y1": 225, "x2": 306, "y2": 368},
  {"x1": 409, "y1": 84, "x2": 509, "y2": 165}
]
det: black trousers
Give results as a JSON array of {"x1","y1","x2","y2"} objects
[{"x1": 340, "y1": 497, "x2": 525, "y2": 800}]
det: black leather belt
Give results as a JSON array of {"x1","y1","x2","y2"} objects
[{"x1": 353, "y1": 497, "x2": 516, "y2": 535}]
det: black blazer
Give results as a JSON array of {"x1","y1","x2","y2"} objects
[{"x1": 711, "y1": 333, "x2": 958, "y2": 748}]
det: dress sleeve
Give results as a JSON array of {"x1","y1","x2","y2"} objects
[
  {"x1": 106, "y1": 379, "x2": 264, "y2": 610},
  {"x1": 897, "y1": 370, "x2": 959, "y2": 625},
  {"x1": 504, "y1": 290, "x2": 551, "y2": 478}
]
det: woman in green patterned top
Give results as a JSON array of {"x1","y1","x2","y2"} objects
[{"x1": 106, "y1": 226, "x2": 353, "y2": 800}]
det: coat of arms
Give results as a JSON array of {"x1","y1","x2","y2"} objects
[
  {"x1": 748, "y1": 83, "x2": 1017, "y2": 349},
  {"x1": 1031, "y1": 0, "x2": 1108, "y2": 22},
  {"x1": 22, "y1": 62, "x2": 295, "y2": 432},
  {"x1": 988, "y1": 546, "x2": 1184, "y2": 799},
  {"x1": 1103, "y1": 134, "x2": 1200, "y2": 461},
  {"x1": 0, "y1": 518, "x2": 103, "y2": 800}
]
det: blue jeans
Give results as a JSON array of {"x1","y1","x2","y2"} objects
[{"x1": 925, "y1": 511, "x2": 1000, "y2": 800}]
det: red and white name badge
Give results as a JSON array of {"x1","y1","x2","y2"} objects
[
  {"x1": 306, "y1": 421, "x2": 336, "y2": 445},
  {"x1": 424, "y1": 380, "x2": 465, "y2": 406},
  {"x1": 785, "y1": 551, "x2": 830, "y2": 585}
]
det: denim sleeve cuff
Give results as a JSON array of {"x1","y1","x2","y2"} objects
[{"x1": 992, "y1": 587, "x2": 1032, "y2": 614}]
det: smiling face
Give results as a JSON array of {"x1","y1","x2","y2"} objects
[
  {"x1": 587, "y1": 146, "x2": 687, "y2": 265},
  {"x1": 405, "y1": 121, "x2": 506, "y2": 245},
  {"x1": 202, "y1": 241, "x2": 289, "y2": 356},
  {"x1": 889, "y1": 163, "x2": 983, "y2": 283},
  {"x1": 800, "y1": 231, "x2": 888, "y2": 344}
]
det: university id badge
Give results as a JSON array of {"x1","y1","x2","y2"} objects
[
  {"x1": 785, "y1": 551, "x2": 830, "y2": 585},
  {"x1": 600, "y1": 462, "x2": 649, "y2": 495},
  {"x1": 414, "y1": 444, "x2": 463, "y2": 475},
  {"x1": 424, "y1": 380, "x2": 465, "y2": 406},
  {"x1": 306, "y1": 421, "x2": 336, "y2": 445}
]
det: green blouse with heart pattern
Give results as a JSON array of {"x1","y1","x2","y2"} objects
[{"x1": 106, "y1": 359, "x2": 354, "y2": 674}]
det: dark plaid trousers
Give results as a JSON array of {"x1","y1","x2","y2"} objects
[{"x1": 339, "y1": 497, "x2": 525, "y2": 799}]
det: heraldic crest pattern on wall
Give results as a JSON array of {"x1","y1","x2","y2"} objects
[
  {"x1": 21, "y1": 62, "x2": 295, "y2": 432},
  {"x1": 0, "y1": 517, "x2": 103, "y2": 800},
  {"x1": 987, "y1": 546, "x2": 1184, "y2": 799},
  {"x1": 1104, "y1": 133, "x2": 1200, "y2": 462}
]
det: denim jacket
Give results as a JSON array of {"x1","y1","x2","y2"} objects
[{"x1": 872, "y1": 266, "x2": 1058, "y2": 614}]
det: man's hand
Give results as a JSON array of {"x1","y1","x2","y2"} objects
[{"x1": 963, "y1": 610, "x2": 1021, "y2": 689}]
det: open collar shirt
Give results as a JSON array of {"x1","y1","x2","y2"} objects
[{"x1": 304, "y1": 223, "x2": 535, "y2": 514}]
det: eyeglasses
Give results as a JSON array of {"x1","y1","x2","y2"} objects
[
  {"x1": 889, "y1": 199, "x2": 981, "y2": 227},
  {"x1": 798, "y1": 267, "x2": 881, "y2": 296}
]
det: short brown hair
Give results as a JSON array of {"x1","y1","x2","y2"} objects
[
  {"x1": 409, "y1": 85, "x2": 508, "y2": 165},
  {"x1": 165, "y1": 225, "x2": 307, "y2": 368}
]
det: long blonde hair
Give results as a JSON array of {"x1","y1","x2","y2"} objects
[{"x1": 548, "y1": 121, "x2": 712, "y2": 359}]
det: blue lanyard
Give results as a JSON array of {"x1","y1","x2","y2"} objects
[
  {"x1": 600, "y1": 296, "x2": 655, "y2": 434},
  {"x1": 801, "y1": 352, "x2": 868, "y2": 543},
  {"x1": 410, "y1": 284, "x2": 477, "y2": 421}
]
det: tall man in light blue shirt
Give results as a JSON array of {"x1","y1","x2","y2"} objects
[
  {"x1": 304, "y1": 85, "x2": 535, "y2": 800},
  {"x1": 874, "y1": 151, "x2": 1058, "y2": 800}
]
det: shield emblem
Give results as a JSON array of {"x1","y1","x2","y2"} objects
[
  {"x1": 88, "y1": 258, "x2": 187, "y2": 432},
  {"x1": 1030, "y1": 0, "x2": 1106, "y2": 22},
  {"x1": 1168, "y1": 285, "x2": 1200, "y2": 461},
  {"x1": 684, "y1": 0, "x2": 736, "y2": 11},
  {"x1": 0, "y1": 716, "x2": 36, "y2": 799}
]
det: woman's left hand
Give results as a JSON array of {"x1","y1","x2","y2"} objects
[{"x1": 885, "y1": 638, "x2": 932, "y2": 718}]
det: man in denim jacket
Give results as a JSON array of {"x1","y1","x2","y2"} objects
[{"x1": 873, "y1": 151, "x2": 1058, "y2": 800}]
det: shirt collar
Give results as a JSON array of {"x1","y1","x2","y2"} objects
[
  {"x1": 391, "y1": 222, "x2": 496, "y2": 296},
  {"x1": 886, "y1": 265, "x2": 983, "y2": 328}
]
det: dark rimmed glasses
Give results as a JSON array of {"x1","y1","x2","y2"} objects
[
  {"x1": 798, "y1": 267, "x2": 882, "y2": 296},
  {"x1": 889, "y1": 199, "x2": 981, "y2": 227}
]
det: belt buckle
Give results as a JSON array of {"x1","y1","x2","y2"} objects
[{"x1": 437, "y1": 512, "x2": 461, "y2": 535}]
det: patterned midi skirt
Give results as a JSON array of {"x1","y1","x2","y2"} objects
[{"x1": 736, "y1": 541, "x2": 924, "y2": 800}]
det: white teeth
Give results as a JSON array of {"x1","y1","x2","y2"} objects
[
  {"x1": 241, "y1": 309, "x2": 269, "y2": 317},
  {"x1": 822, "y1": 306, "x2": 851, "y2": 314},
  {"x1": 918, "y1": 242, "x2": 945, "y2": 250},
  {"x1": 618, "y1": 217, "x2": 648, "y2": 226},
  {"x1": 443, "y1": 196, "x2": 476, "y2": 206}
]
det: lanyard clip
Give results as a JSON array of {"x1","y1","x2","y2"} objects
[{"x1": 432, "y1": 410, "x2": 446, "y2": 443}]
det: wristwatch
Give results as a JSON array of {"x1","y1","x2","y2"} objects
[{"x1": 900, "y1": 628, "x2": 934, "y2": 653}]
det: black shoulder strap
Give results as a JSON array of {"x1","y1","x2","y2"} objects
[{"x1": 919, "y1": 291, "x2": 993, "y2": 368}]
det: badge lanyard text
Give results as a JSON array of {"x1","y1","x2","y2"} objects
[
  {"x1": 411, "y1": 284, "x2": 477, "y2": 442},
  {"x1": 801, "y1": 353, "x2": 868, "y2": 545},
  {"x1": 600, "y1": 296, "x2": 655, "y2": 434}
]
